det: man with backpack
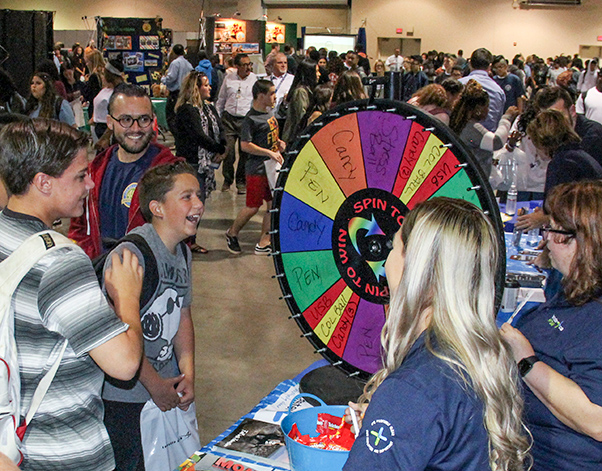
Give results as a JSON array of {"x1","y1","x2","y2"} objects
[{"x1": 0, "y1": 118, "x2": 144, "y2": 470}]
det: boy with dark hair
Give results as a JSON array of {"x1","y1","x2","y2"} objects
[
  {"x1": 225, "y1": 79, "x2": 285, "y2": 255},
  {"x1": 102, "y1": 161, "x2": 202, "y2": 470},
  {"x1": 0, "y1": 118, "x2": 143, "y2": 470}
]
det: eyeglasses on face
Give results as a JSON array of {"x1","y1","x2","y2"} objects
[
  {"x1": 541, "y1": 224, "x2": 575, "y2": 240},
  {"x1": 239, "y1": 62, "x2": 252, "y2": 68},
  {"x1": 109, "y1": 114, "x2": 153, "y2": 128}
]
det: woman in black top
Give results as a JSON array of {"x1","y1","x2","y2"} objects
[{"x1": 174, "y1": 70, "x2": 226, "y2": 253}]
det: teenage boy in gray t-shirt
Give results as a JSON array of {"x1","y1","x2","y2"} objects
[
  {"x1": 102, "y1": 161, "x2": 204, "y2": 470},
  {"x1": 225, "y1": 79, "x2": 286, "y2": 255}
]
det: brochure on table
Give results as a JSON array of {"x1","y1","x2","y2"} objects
[{"x1": 176, "y1": 380, "x2": 314, "y2": 471}]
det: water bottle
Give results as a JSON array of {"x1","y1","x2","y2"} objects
[
  {"x1": 506, "y1": 153, "x2": 518, "y2": 216},
  {"x1": 527, "y1": 201, "x2": 540, "y2": 247}
]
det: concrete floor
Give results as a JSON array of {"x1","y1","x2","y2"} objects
[{"x1": 188, "y1": 175, "x2": 317, "y2": 445}]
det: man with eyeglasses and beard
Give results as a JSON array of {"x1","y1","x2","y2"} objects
[{"x1": 69, "y1": 83, "x2": 178, "y2": 259}]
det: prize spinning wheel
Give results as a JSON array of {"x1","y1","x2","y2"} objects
[{"x1": 271, "y1": 99, "x2": 505, "y2": 382}]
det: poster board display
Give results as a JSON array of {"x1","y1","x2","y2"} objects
[
  {"x1": 97, "y1": 17, "x2": 165, "y2": 87},
  {"x1": 204, "y1": 17, "x2": 266, "y2": 64}
]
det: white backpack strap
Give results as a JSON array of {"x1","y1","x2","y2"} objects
[
  {"x1": 0, "y1": 230, "x2": 74, "y2": 424},
  {"x1": 24, "y1": 340, "x2": 68, "y2": 425},
  {"x1": 0, "y1": 230, "x2": 74, "y2": 301}
]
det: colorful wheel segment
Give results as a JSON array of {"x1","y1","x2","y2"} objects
[{"x1": 271, "y1": 99, "x2": 505, "y2": 381}]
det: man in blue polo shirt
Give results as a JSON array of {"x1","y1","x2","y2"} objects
[{"x1": 493, "y1": 57, "x2": 526, "y2": 112}]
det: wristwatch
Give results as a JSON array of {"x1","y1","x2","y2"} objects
[{"x1": 518, "y1": 355, "x2": 540, "y2": 378}]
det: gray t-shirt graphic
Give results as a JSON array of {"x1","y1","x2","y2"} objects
[{"x1": 102, "y1": 223, "x2": 192, "y2": 403}]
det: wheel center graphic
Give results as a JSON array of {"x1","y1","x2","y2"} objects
[{"x1": 332, "y1": 188, "x2": 409, "y2": 304}]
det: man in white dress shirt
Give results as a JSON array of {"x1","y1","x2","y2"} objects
[
  {"x1": 216, "y1": 53, "x2": 257, "y2": 193},
  {"x1": 269, "y1": 53, "x2": 294, "y2": 123},
  {"x1": 385, "y1": 48, "x2": 404, "y2": 72}
]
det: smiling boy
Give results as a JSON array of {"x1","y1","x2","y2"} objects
[
  {"x1": 102, "y1": 161, "x2": 202, "y2": 470},
  {"x1": 0, "y1": 119, "x2": 144, "y2": 470}
]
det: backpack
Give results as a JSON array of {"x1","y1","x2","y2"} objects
[
  {"x1": 92, "y1": 233, "x2": 188, "y2": 310},
  {"x1": 0, "y1": 230, "x2": 73, "y2": 465}
]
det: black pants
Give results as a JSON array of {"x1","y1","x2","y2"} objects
[
  {"x1": 104, "y1": 400, "x2": 146, "y2": 471},
  {"x1": 221, "y1": 112, "x2": 247, "y2": 188}
]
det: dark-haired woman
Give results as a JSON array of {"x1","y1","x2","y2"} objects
[
  {"x1": 282, "y1": 59, "x2": 318, "y2": 145},
  {"x1": 502, "y1": 180, "x2": 602, "y2": 471},
  {"x1": 26, "y1": 72, "x2": 75, "y2": 126},
  {"x1": 449, "y1": 79, "x2": 518, "y2": 176},
  {"x1": 71, "y1": 43, "x2": 88, "y2": 80},
  {"x1": 332, "y1": 70, "x2": 366, "y2": 107},
  {"x1": 516, "y1": 109, "x2": 602, "y2": 232}
]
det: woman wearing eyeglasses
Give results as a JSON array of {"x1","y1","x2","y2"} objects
[{"x1": 501, "y1": 180, "x2": 602, "y2": 471}]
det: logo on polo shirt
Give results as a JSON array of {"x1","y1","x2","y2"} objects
[
  {"x1": 122, "y1": 182, "x2": 138, "y2": 208},
  {"x1": 548, "y1": 314, "x2": 564, "y2": 331},
  {"x1": 365, "y1": 419, "x2": 395, "y2": 454}
]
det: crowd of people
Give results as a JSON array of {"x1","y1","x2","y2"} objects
[{"x1": 0, "y1": 38, "x2": 602, "y2": 471}]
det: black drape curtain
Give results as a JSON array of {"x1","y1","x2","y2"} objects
[{"x1": 0, "y1": 9, "x2": 54, "y2": 98}]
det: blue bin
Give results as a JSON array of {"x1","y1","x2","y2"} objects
[{"x1": 281, "y1": 394, "x2": 350, "y2": 471}]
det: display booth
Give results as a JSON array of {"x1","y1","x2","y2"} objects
[
  {"x1": 97, "y1": 17, "x2": 167, "y2": 92},
  {"x1": 265, "y1": 22, "x2": 297, "y2": 48},
  {"x1": 203, "y1": 17, "x2": 296, "y2": 68}
]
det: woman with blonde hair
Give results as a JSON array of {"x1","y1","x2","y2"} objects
[
  {"x1": 173, "y1": 70, "x2": 225, "y2": 253},
  {"x1": 344, "y1": 197, "x2": 530, "y2": 471},
  {"x1": 83, "y1": 49, "x2": 105, "y2": 120}
]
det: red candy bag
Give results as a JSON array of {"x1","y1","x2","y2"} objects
[{"x1": 288, "y1": 413, "x2": 355, "y2": 451}]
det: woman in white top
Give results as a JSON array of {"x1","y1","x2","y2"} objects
[{"x1": 92, "y1": 59, "x2": 124, "y2": 149}]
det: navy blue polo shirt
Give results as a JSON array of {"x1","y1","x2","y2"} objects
[
  {"x1": 344, "y1": 333, "x2": 490, "y2": 471},
  {"x1": 517, "y1": 293, "x2": 602, "y2": 471}
]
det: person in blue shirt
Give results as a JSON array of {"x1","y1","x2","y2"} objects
[
  {"x1": 492, "y1": 57, "x2": 526, "y2": 113},
  {"x1": 344, "y1": 197, "x2": 530, "y2": 471},
  {"x1": 26, "y1": 72, "x2": 75, "y2": 126},
  {"x1": 501, "y1": 180, "x2": 602, "y2": 471},
  {"x1": 460, "y1": 48, "x2": 506, "y2": 132},
  {"x1": 162, "y1": 44, "x2": 193, "y2": 133}
]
